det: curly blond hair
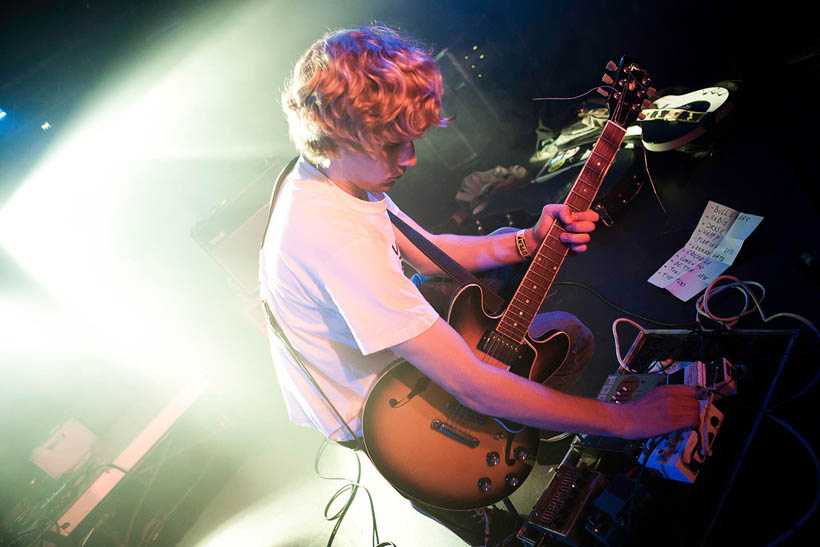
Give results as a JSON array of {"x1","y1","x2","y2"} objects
[{"x1": 282, "y1": 25, "x2": 450, "y2": 167}]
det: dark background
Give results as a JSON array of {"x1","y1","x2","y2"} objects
[{"x1": 1, "y1": 1, "x2": 818, "y2": 545}]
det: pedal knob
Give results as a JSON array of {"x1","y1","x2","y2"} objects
[
  {"x1": 486, "y1": 451, "x2": 501, "y2": 466},
  {"x1": 513, "y1": 446, "x2": 529, "y2": 461},
  {"x1": 505, "y1": 473, "x2": 521, "y2": 487},
  {"x1": 478, "y1": 477, "x2": 492, "y2": 492}
]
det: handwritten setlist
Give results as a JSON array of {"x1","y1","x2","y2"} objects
[{"x1": 648, "y1": 201, "x2": 763, "y2": 301}]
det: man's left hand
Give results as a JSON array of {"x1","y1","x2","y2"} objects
[{"x1": 530, "y1": 204, "x2": 599, "y2": 254}]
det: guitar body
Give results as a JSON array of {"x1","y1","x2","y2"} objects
[
  {"x1": 362, "y1": 284, "x2": 570, "y2": 510},
  {"x1": 363, "y1": 57, "x2": 649, "y2": 510},
  {"x1": 447, "y1": 284, "x2": 571, "y2": 385}
]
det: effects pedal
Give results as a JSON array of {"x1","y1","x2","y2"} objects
[
  {"x1": 649, "y1": 357, "x2": 738, "y2": 398},
  {"x1": 596, "y1": 374, "x2": 661, "y2": 403},
  {"x1": 645, "y1": 398, "x2": 724, "y2": 483},
  {"x1": 517, "y1": 464, "x2": 604, "y2": 545}
]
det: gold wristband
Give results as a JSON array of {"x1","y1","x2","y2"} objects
[{"x1": 515, "y1": 229, "x2": 530, "y2": 259}]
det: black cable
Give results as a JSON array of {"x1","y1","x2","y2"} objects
[
  {"x1": 313, "y1": 440, "x2": 395, "y2": 547},
  {"x1": 97, "y1": 463, "x2": 128, "y2": 474},
  {"x1": 134, "y1": 453, "x2": 217, "y2": 546},
  {"x1": 764, "y1": 413, "x2": 819, "y2": 545},
  {"x1": 763, "y1": 342, "x2": 820, "y2": 411},
  {"x1": 552, "y1": 281, "x2": 697, "y2": 328},
  {"x1": 768, "y1": 365, "x2": 820, "y2": 411},
  {"x1": 626, "y1": 435, "x2": 668, "y2": 527},
  {"x1": 124, "y1": 436, "x2": 174, "y2": 546}
]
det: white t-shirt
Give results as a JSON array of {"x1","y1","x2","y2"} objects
[{"x1": 259, "y1": 157, "x2": 439, "y2": 441}]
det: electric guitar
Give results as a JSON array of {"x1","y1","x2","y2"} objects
[
  {"x1": 639, "y1": 85, "x2": 733, "y2": 152},
  {"x1": 362, "y1": 58, "x2": 653, "y2": 510}
]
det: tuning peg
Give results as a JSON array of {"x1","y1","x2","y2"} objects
[
  {"x1": 638, "y1": 112, "x2": 647, "y2": 120},
  {"x1": 648, "y1": 87, "x2": 658, "y2": 98},
  {"x1": 601, "y1": 74, "x2": 614, "y2": 85},
  {"x1": 596, "y1": 87, "x2": 610, "y2": 97},
  {"x1": 642, "y1": 99, "x2": 653, "y2": 109},
  {"x1": 606, "y1": 60, "x2": 618, "y2": 71}
]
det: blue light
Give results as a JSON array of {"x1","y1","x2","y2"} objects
[{"x1": 0, "y1": 108, "x2": 6, "y2": 120}]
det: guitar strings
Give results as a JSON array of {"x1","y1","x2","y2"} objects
[
  {"x1": 447, "y1": 319, "x2": 514, "y2": 435},
  {"x1": 450, "y1": 75, "x2": 648, "y2": 437},
  {"x1": 448, "y1": 327, "x2": 504, "y2": 434}
]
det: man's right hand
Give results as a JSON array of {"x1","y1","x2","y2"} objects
[{"x1": 617, "y1": 384, "x2": 702, "y2": 440}]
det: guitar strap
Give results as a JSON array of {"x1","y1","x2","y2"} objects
[
  {"x1": 259, "y1": 156, "x2": 507, "y2": 444},
  {"x1": 386, "y1": 210, "x2": 506, "y2": 315},
  {"x1": 261, "y1": 156, "x2": 362, "y2": 445}
]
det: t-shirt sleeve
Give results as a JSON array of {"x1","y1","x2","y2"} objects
[{"x1": 320, "y1": 235, "x2": 439, "y2": 355}]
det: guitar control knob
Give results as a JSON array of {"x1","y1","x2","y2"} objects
[
  {"x1": 505, "y1": 473, "x2": 521, "y2": 487},
  {"x1": 493, "y1": 432, "x2": 505, "y2": 440},
  {"x1": 478, "y1": 477, "x2": 492, "y2": 492},
  {"x1": 513, "y1": 446, "x2": 530, "y2": 461},
  {"x1": 486, "y1": 451, "x2": 501, "y2": 466}
]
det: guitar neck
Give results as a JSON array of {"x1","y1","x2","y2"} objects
[{"x1": 496, "y1": 121, "x2": 627, "y2": 343}]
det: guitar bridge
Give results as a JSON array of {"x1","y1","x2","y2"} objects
[
  {"x1": 431, "y1": 419, "x2": 479, "y2": 448},
  {"x1": 478, "y1": 330, "x2": 525, "y2": 367}
]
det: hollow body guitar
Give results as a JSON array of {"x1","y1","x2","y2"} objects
[{"x1": 362, "y1": 59, "x2": 650, "y2": 510}]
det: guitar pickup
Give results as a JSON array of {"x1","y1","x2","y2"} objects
[
  {"x1": 445, "y1": 402, "x2": 487, "y2": 425},
  {"x1": 478, "y1": 330, "x2": 524, "y2": 366},
  {"x1": 431, "y1": 419, "x2": 479, "y2": 448}
]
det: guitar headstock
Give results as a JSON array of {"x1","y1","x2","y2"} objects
[{"x1": 598, "y1": 56, "x2": 655, "y2": 127}]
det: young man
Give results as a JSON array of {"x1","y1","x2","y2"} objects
[{"x1": 260, "y1": 25, "x2": 699, "y2": 545}]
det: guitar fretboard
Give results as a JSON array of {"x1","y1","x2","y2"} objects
[{"x1": 496, "y1": 121, "x2": 627, "y2": 343}]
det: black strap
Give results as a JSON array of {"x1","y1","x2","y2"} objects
[
  {"x1": 260, "y1": 155, "x2": 300, "y2": 250},
  {"x1": 261, "y1": 156, "x2": 361, "y2": 445},
  {"x1": 263, "y1": 300, "x2": 362, "y2": 444},
  {"x1": 386, "y1": 210, "x2": 506, "y2": 315}
]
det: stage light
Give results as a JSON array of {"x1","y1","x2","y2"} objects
[
  {"x1": 0, "y1": 108, "x2": 6, "y2": 120},
  {"x1": 0, "y1": 0, "x2": 290, "y2": 386}
]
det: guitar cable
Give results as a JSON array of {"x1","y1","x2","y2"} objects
[
  {"x1": 314, "y1": 439, "x2": 396, "y2": 547},
  {"x1": 552, "y1": 280, "x2": 697, "y2": 328}
]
